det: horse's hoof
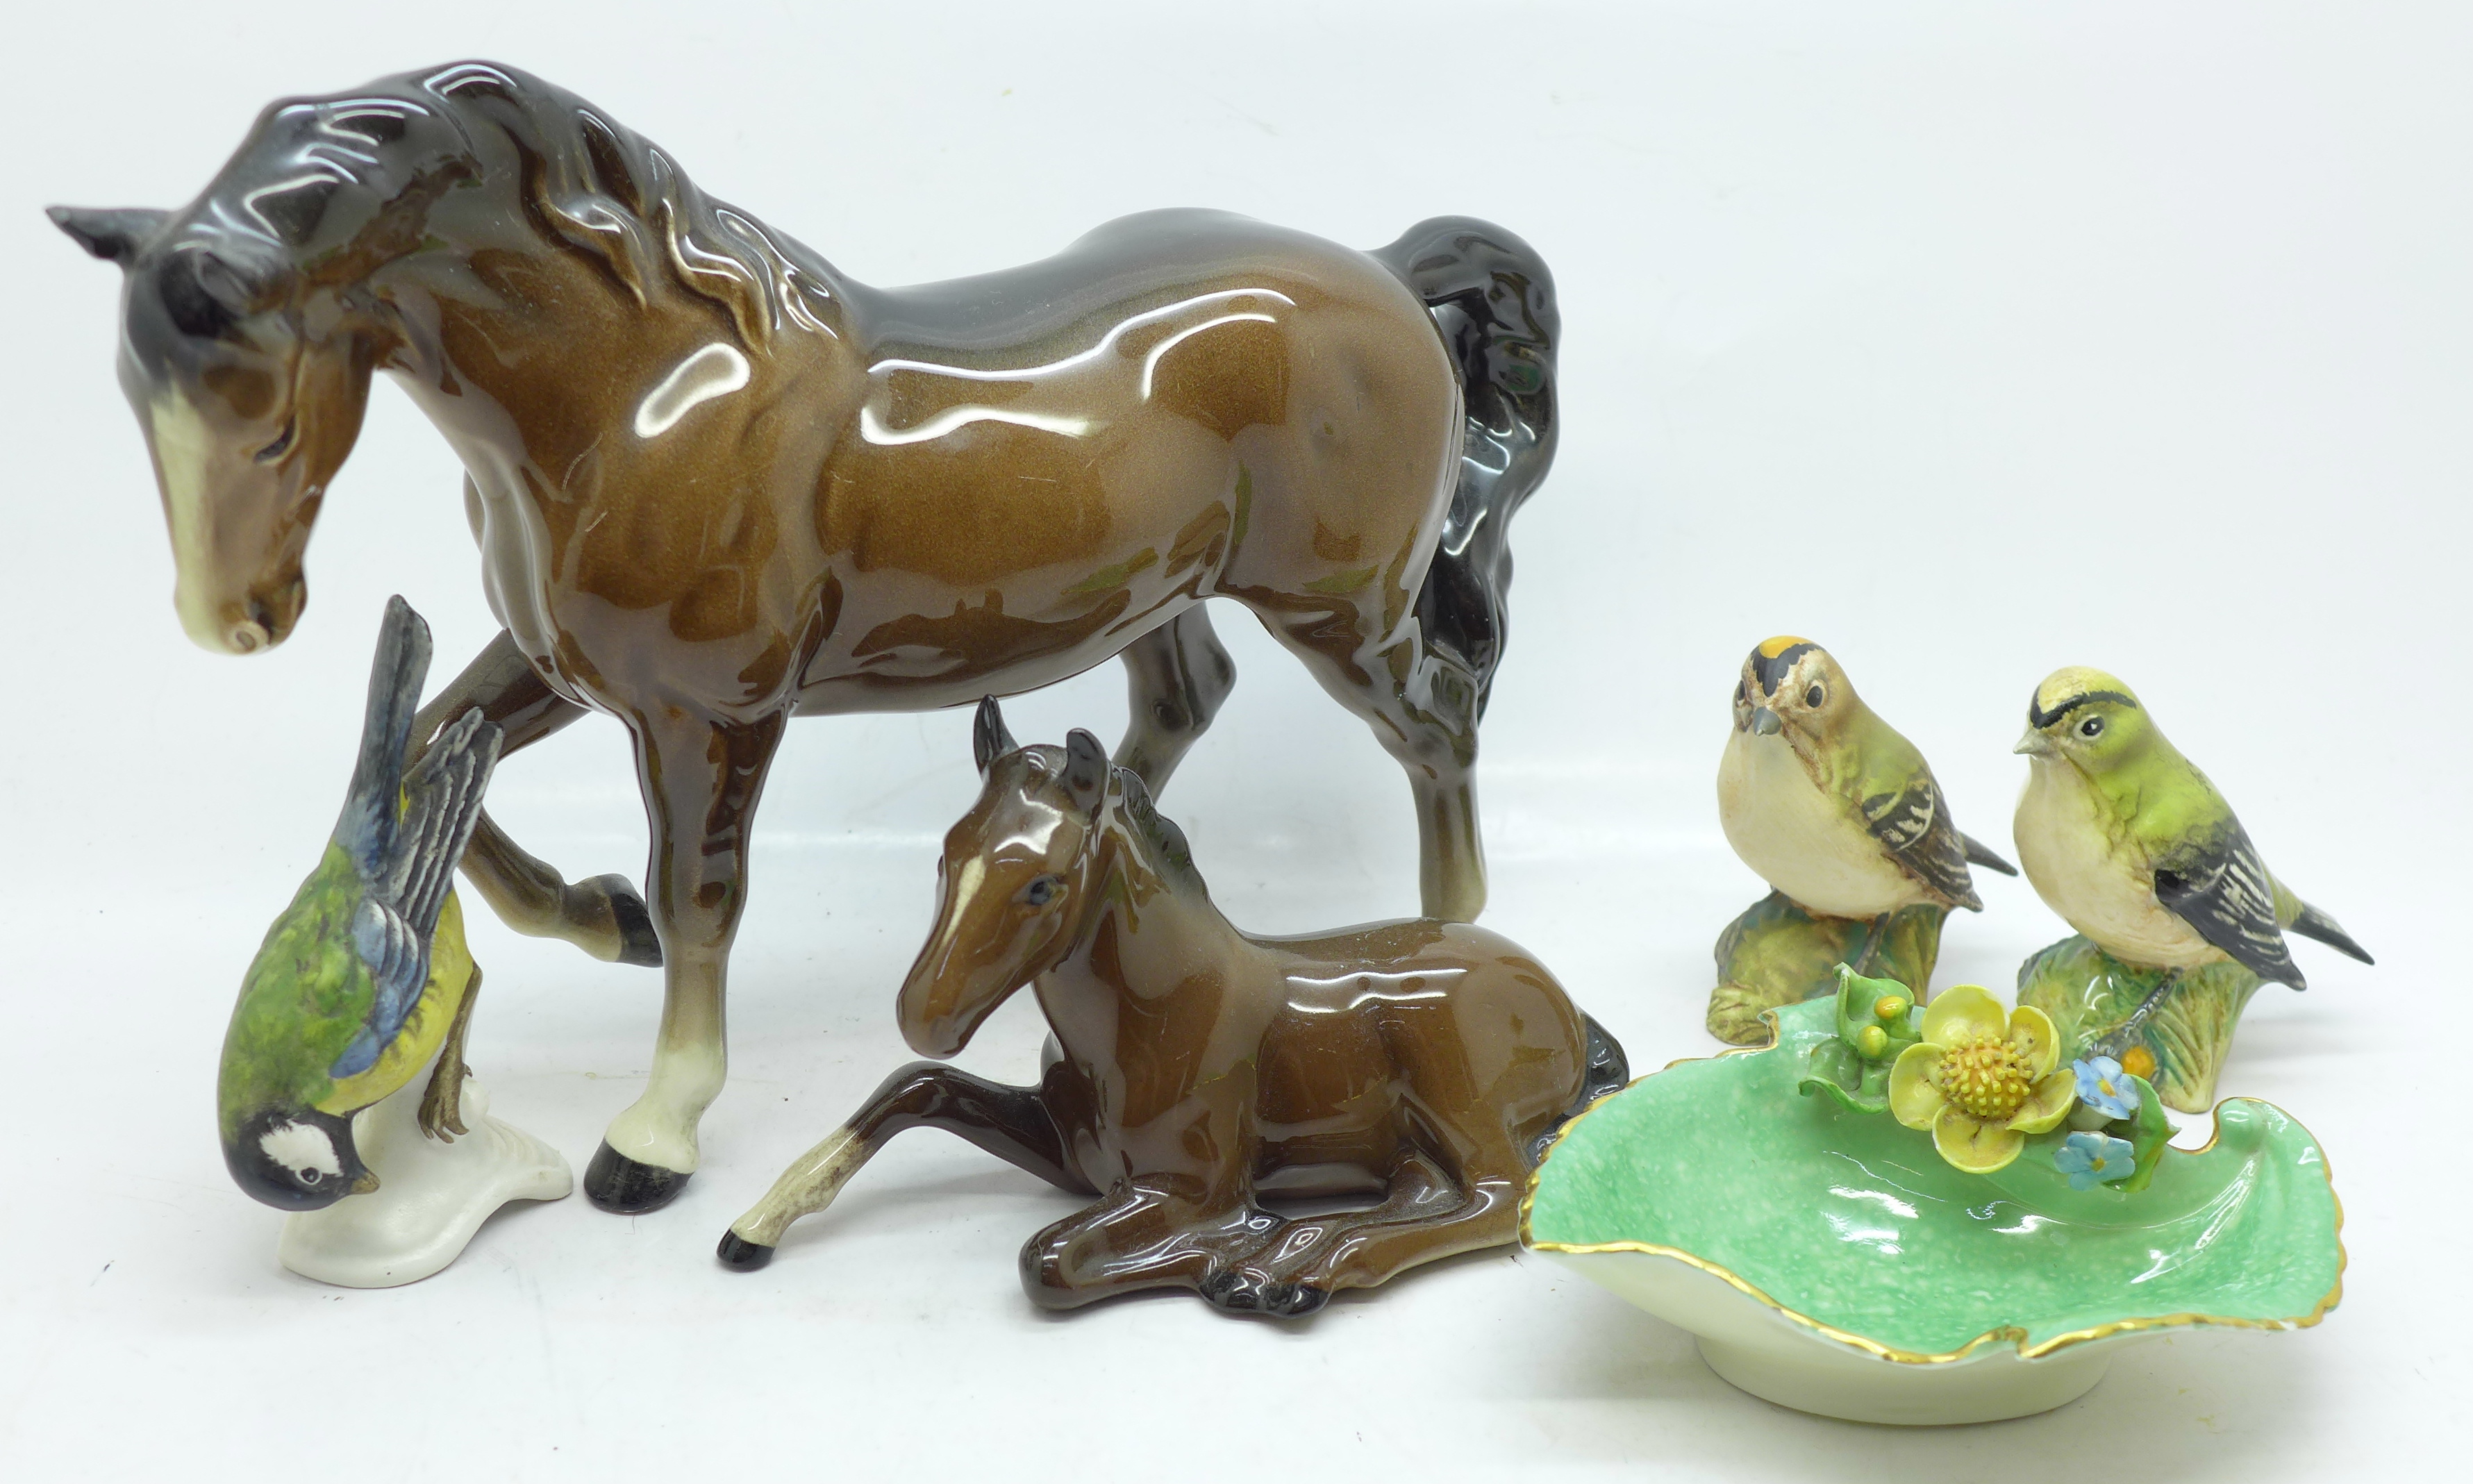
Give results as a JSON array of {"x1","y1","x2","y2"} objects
[
  {"x1": 583, "y1": 1142, "x2": 690, "y2": 1213},
  {"x1": 1199, "y1": 1267, "x2": 1327, "y2": 1319},
  {"x1": 593, "y1": 876, "x2": 663, "y2": 968},
  {"x1": 716, "y1": 1231, "x2": 775, "y2": 1271}
]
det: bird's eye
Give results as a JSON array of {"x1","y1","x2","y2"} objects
[
  {"x1": 1734, "y1": 681, "x2": 1747, "y2": 705},
  {"x1": 1804, "y1": 684, "x2": 1825, "y2": 708},
  {"x1": 298, "y1": 1167, "x2": 322, "y2": 1185},
  {"x1": 1017, "y1": 875, "x2": 1061, "y2": 908},
  {"x1": 2080, "y1": 716, "x2": 2105, "y2": 738}
]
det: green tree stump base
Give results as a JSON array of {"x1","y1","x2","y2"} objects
[
  {"x1": 1707, "y1": 892, "x2": 1947, "y2": 1046},
  {"x1": 2014, "y1": 936, "x2": 2262, "y2": 1115}
]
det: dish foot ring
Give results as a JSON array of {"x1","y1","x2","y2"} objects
[{"x1": 1695, "y1": 1335, "x2": 2113, "y2": 1425}]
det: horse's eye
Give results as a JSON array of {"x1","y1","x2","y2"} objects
[
  {"x1": 2080, "y1": 715, "x2": 2105, "y2": 738},
  {"x1": 1804, "y1": 684, "x2": 1824, "y2": 708},
  {"x1": 1018, "y1": 876, "x2": 1062, "y2": 908}
]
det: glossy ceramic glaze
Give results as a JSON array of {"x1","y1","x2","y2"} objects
[
  {"x1": 54, "y1": 61, "x2": 1560, "y2": 1211},
  {"x1": 1524, "y1": 998, "x2": 2342, "y2": 1424},
  {"x1": 721, "y1": 700, "x2": 1626, "y2": 1316}
]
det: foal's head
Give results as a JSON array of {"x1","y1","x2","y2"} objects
[{"x1": 899, "y1": 699, "x2": 1112, "y2": 1058}]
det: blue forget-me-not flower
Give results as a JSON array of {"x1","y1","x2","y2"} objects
[
  {"x1": 2072, "y1": 1056, "x2": 2140, "y2": 1121},
  {"x1": 2054, "y1": 1131, "x2": 2137, "y2": 1190}
]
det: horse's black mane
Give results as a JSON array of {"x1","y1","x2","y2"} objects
[{"x1": 217, "y1": 60, "x2": 835, "y2": 349}]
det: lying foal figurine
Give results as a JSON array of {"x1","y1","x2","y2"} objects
[{"x1": 719, "y1": 699, "x2": 1626, "y2": 1317}]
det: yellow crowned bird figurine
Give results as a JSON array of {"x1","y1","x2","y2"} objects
[
  {"x1": 1707, "y1": 636, "x2": 2015, "y2": 1042},
  {"x1": 2011, "y1": 666, "x2": 2371, "y2": 1110}
]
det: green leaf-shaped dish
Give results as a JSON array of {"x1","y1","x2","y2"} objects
[{"x1": 1523, "y1": 999, "x2": 2343, "y2": 1424}]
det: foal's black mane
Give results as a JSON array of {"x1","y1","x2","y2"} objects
[{"x1": 213, "y1": 60, "x2": 835, "y2": 349}]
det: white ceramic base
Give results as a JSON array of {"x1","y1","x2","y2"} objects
[
  {"x1": 1540, "y1": 1246, "x2": 2146, "y2": 1426},
  {"x1": 278, "y1": 1066, "x2": 571, "y2": 1288}
]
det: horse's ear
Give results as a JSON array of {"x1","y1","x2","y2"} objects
[
  {"x1": 48, "y1": 206, "x2": 169, "y2": 266},
  {"x1": 972, "y1": 695, "x2": 1017, "y2": 775},
  {"x1": 1063, "y1": 729, "x2": 1108, "y2": 815}
]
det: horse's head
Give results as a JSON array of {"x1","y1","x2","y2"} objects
[
  {"x1": 48, "y1": 97, "x2": 449, "y2": 653},
  {"x1": 899, "y1": 699, "x2": 1112, "y2": 1058}
]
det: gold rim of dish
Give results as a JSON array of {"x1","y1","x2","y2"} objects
[{"x1": 1519, "y1": 1006, "x2": 2347, "y2": 1365}]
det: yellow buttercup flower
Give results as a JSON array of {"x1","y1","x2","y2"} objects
[{"x1": 1888, "y1": 984, "x2": 2075, "y2": 1172}]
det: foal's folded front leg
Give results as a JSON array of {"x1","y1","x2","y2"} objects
[
  {"x1": 718, "y1": 1062, "x2": 1083, "y2": 1269},
  {"x1": 1019, "y1": 1177, "x2": 1294, "y2": 1313}
]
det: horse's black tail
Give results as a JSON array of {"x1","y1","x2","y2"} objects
[
  {"x1": 1529, "y1": 1014, "x2": 1630, "y2": 1170},
  {"x1": 1371, "y1": 217, "x2": 1560, "y2": 720}
]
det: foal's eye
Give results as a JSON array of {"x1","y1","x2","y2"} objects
[
  {"x1": 255, "y1": 417, "x2": 298, "y2": 463},
  {"x1": 1017, "y1": 875, "x2": 1063, "y2": 908}
]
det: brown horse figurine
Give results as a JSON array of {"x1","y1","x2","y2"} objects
[
  {"x1": 719, "y1": 699, "x2": 1626, "y2": 1315},
  {"x1": 49, "y1": 60, "x2": 1559, "y2": 1213}
]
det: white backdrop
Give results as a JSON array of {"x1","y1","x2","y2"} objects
[{"x1": 2, "y1": 3, "x2": 2462, "y2": 1478}]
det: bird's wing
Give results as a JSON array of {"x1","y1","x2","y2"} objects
[
  {"x1": 2152, "y1": 822, "x2": 2306, "y2": 987},
  {"x1": 1843, "y1": 718, "x2": 1981, "y2": 910},
  {"x1": 335, "y1": 597, "x2": 431, "y2": 881},
  {"x1": 328, "y1": 709, "x2": 497, "y2": 1082},
  {"x1": 381, "y1": 706, "x2": 502, "y2": 944}
]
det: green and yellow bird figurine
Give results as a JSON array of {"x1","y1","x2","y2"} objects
[
  {"x1": 2010, "y1": 666, "x2": 2370, "y2": 1110},
  {"x1": 217, "y1": 597, "x2": 502, "y2": 1210},
  {"x1": 1708, "y1": 636, "x2": 2016, "y2": 1043}
]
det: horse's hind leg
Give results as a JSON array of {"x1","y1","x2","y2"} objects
[
  {"x1": 1246, "y1": 597, "x2": 1488, "y2": 920},
  {"x1": 719, "y1": 1063, "x2": 1084, "y2": 1269},
  {"x1": 1113, "y1": 605, "x2": 1237, "y2": 794},
  {"x1": 408, "y1": 631, "x2": 660, "y2": 967}
]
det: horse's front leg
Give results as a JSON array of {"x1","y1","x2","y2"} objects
[
  {"x1": 584, "y1": 705, "x2": 788, "y2": 1212},
  {"x1": 408, "y1": 631, "x2": 660, "y2": 967}
]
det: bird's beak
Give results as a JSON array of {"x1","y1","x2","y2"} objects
[
  {"x1": 2015, "y1": 729, "x2": 2056, "y2": 758},
  {"x1": 351, "y1": 1169, "x2": 381, "y2": 1196},
  {"x1": 1751, "y1": 707, "x2": 1782, "y2": 737}
]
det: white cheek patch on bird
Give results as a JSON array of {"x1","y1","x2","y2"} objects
[{"x1": 258, "y1": 1119, "x2": 342, "y2": 1179}]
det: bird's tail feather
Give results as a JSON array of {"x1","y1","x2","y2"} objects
[
  {"x1": 337, "y1": 597, "x2": 433, "y2": 874},
  {"x1": 2285, "y1": 897, "x2": 2374, "y2": 965},
  {"x1": 1960, "y1": 832, "x2": 2020, "y2": 877}
]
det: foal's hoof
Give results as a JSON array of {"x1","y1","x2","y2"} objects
[
  {"x1": 593, "y1": 876, "x2": 663, "y2": 968},
  {"x1": 1199, "y1": 1267, "x2": 1329, "y2": 1319},
  {"x1": 583, "y1": 1142, "x2": 691, "y2": 1213},
  {"x1": 716, "y1": 1231, "x2": 776, "y2": 1271}
]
